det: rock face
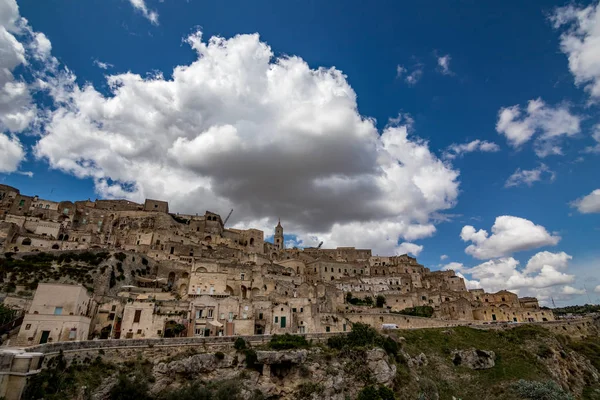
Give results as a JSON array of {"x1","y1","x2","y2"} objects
[
  {"x1": 451, "y1": 348, "x2": 495, "y2": 370},
  {"x1": 256, "y1": 350, "x2": 308, "y2": 364},
  {"x1": 366, "y1": 348, "x2": 397, "y2": 385}
]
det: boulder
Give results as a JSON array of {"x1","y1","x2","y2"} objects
[
  {"x1": 256, "y1": 350, "x2": 308, "y2": 365},
  {"x1": 451, "y1": 348, "x2": 495, "y2": 370},
  {"x1": 366, "y1": 348, "x2": 397, "y2": 385}
]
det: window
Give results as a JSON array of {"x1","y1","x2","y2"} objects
[
  {"x1": 111, "y1": 305, "x2": 117, "y2": 311},
  {"x1": 54, "y1": 307, "x2": 63, "y2": 315},
  {"x1": 300, "y1": 308, "x2": 303, "y2": 313},
  {"x1": 343, "y1": 324, "x2": 346, "y2": 332},
  {"x1": 196, "y1": 310, "x2": 203, "y2": 319},
  {"x1": 220, "y1": 313, "x2": 225, "y2": 319},
  {"x1": 240, "y1": 273, "x2": 245, "y2": 280},
  {"x1": 243, "y1": 312, "x2": 247, "y2": 319},
  {"x1": 25, "y1": 324, "x2": 31, "y2": 330},
  {"x1": 275, "y1": 316, "x2": 278, "y2": 323},
  {"x1": 259, "y1": 313, "x2": 263, "y2": 320},
  {"x1": 292, "y1": 308, "x2": 297, "y2": 312},
  {"x1": 134, "y1": 309, "x2": 142, "y2": 323},
  {"x1": 326, "y1": 326, "x2": 331, "y2": 332},
  {"x1": 69, "y1": 328, "x2": 77, "y2": 339},
  {"x1": 137, "y1": 329, "x2": 142, "y2": 334},
  {"x1": 45, "y1": 204, "x2": 50, "y2": 209},
  {"x1": 229, "y1": 312, "x2": 233, "y2": 321},
  {"x1": 19, "y1": 199, "x2": 25, "y2": 206},
  {"x1": 208, "y1": 309, "x2": 213, "y2": 318}
]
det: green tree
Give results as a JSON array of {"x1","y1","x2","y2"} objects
[{"x1": 376, "y1": 295, "x2": 386, "y2": 308}]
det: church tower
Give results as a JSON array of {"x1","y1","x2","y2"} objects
[{"x1": 274, "y1": 219, "x2": 284, "y2": 250}]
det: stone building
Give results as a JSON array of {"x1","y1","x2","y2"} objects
[
  {"x1": 1, "y1": 185, "x2": 555, "y2": 344},
  {"x1": 15, "y1": 284, "x2": 95, "y2": 346}
]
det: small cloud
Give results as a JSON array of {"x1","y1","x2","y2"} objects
[
  {"x1": 387, "y1": 112, "x2": 414, "y2": 130},
  {"x1": 505, "y1": 163, "x2": 555, "y2": 188},
  {"x1": 128, "y1": 0, "x2": 159, "y2": 25},
  {"x1": 437, "y1": 54, "x2": 453, "y2": 75},
  {"x1": 397, "y1": 63, "x2": 423, "y2": 86},
  {"x1": 17, "y1": 171, "x2": 34, "y2": 178},
  {"x1": 440, "y1": 254, "x2": 448, "y2": 260},
  {"x1": 93, "y1": 59, "x2": 114, "y2": 70},
  {"x1": 396, "y1": 65, "x2": 406, "y2": 79},
  {"x1": 443, "y1": 139, "x2": 500, "y2": 160},
  {"x1": 571, "y1": 189, "x2": 600, "y2": 214}
]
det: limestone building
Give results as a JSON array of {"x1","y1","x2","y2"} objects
[{"x1": 1, "y1": 185, "x2": 554, "y2": 344}]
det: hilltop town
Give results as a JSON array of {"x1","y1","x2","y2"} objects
[{"x1": 0, "y1": 184, "x2": 553, "y2": 346}]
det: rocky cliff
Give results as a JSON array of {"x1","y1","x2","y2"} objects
[{"x1": 22, "y1": 319, "x2": 600, "y2": 400}]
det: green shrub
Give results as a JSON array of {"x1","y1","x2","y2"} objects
[
  {"x1": 512, "y1": 380, "x2": 574, "y2": 400},
  {"x1": 114, "y1": 252, "x2": 127, "y2": 262},
  {"x1": 357, "y1": 385, "x2": 396, "y2": 400},
  {"x1": 376, "y1": 295, "x2": 386, "y2": 308},
  {"x1": 109, "y1": 374, "x2": 152, "y2": 400},
  {"x1": 396, "y1": 306, "x2": 434, "y2": 318},
  {"x1": 234, "y1": 337, "x2": 247, "y2": 350},
  {"x1": 295, "y1": 382, "x2": 324, "y2": 399},
  {"x1": 268, "y1": 334, "x2": 310, "y2": 350}
]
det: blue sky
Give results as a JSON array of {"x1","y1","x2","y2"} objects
[{"x1": 1, "y1": 0, "x2": 600, "y2": 306}]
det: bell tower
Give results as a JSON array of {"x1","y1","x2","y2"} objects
[{"x1": 274, "y1": 219, "x2": 284, "y2": 250}]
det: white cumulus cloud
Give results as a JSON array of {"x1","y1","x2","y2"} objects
[
  {"x1": 460, "y1": 216, "x2": 560, "y2": 259},
  {"x1": 463, "y1": 256, "x2": 574, "y2": 293},
  {"x1": 561, "y1": 285, "x2": 585, "y2": 295},
  {"x1": 571, "y1": 189, "x2": 600, "y2": 214},
  {"x1": 32, "y1": 30, "x2": 460, "y2": 257},
  {"x1": 0, "y1": 132, "x2": 25, "y2": 173},
  {"x1": 128, "y1": 0, "x2": 159, "y2": 25},
  {"x1": 551, "y1": 2, "x2": 600, "y2": 99},
  {"x1": 505, "y1": 163, "x2": 555, "y2": 188},
  {"x1": 496, "y1": 98, "x2": 581, "y2": 156},
  {"x1": 524, "y1": 251, "x2": 572, "y2": 274},
  {"x1": 443, "y1": 139, "x2": 500, "y2": 160}
]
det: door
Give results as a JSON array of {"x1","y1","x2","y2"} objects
[
  {"x1": 280, "y1": 316, "x2": 286, "y2": 328},
  {"x1": 39, "y1": 330, "x2": 50, "y2": 344},
  {"x1": 492, "y1": 314, "x2": 496, "y2": 321}
]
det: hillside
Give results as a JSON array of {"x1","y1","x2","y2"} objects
[{"x1": 22, "y1": 321, "x2": 600, "y2": 400}]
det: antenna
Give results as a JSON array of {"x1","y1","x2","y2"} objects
[
  {"x1": 584, "y1": 284, "x2": 592, "y2": 303},
  {"x1": 317, "y1": 241, "x2": 323, "y2": 249},
  {"x1": 223, "y1": 209, "x2": 234, "y2": 226}
]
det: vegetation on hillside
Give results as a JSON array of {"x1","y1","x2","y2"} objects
[
  {"x1": 0, "y1": 251, "x2": 110, "y2": 292},
  {"x1": 393, "y1": 306, "x2": 434, "y2": 318},
  {"x1": 551, "y1": 304, "x2": 600, "y2": 316},
  {"x1": 21, "y1": 322, "x2": 600, "y2": 400}
]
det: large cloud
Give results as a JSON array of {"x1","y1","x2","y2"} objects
[
  {"x1": 496, "y1": 98, "x2": 580, "y2": 157},
  {"x1": 33, "y1": 30, "x2": 460, "y2": 256},
  {"x1": 463, "y1": 256, "x2": 574, "y2": 293},
  {"x1": 460, "y1": 216, "x2": 560, "y2": 259},
  {"x1": 551, "y1": 2, "x2": 600, "y2": 99},
  {"x1": 0, "y1": 0, "x2": 35, "y2": 134},
  {"x1": 441, "y1": 252, "x2": 578, "y2": 301},
  {"x1": 0, "y1": 132, "x2": 24, "y2": 172},
  {"x1": 571, "y1": 189, "x2": 600, "y2": 214}
]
